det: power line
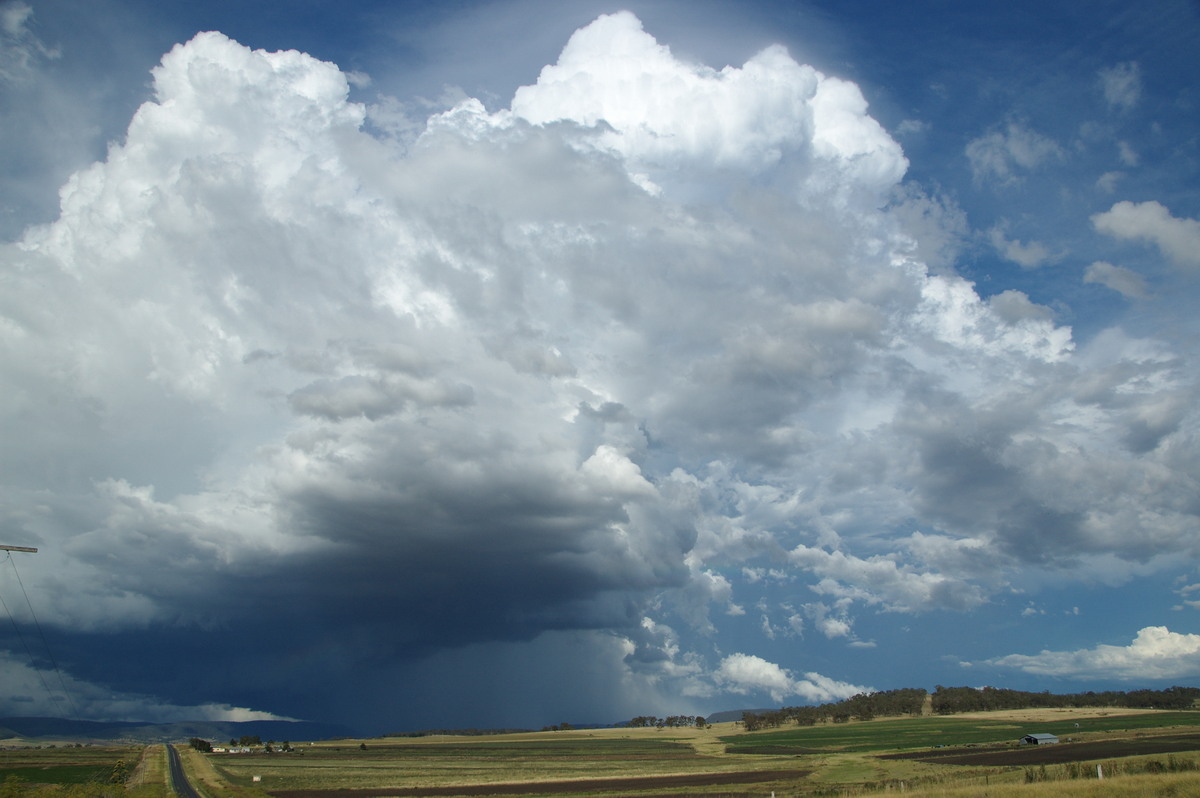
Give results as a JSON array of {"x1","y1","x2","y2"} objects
[{"x1": 1, "y1": 546, "x2": 79, "y2": 719}]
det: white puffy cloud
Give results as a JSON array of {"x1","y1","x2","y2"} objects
[
  {"x1": 509, "y1": 11, "x2": 906, "y2": 207},
  {"x1": 714, "y1": 653, "x2": 868, "y2": 703},
  {"x1": 802, "y1": 602, "x2": 854, "y2": 640},
  {"x1": 1092, "y1": 200, "x2": 1200, "y2": 271},
  {"x1": 1084, "y1": 260, "x2": 1149, "y2": 298},
  {"x1": 789, "y1": 545, "x2": 986, "y2": 613},
  {"x1": 988, "y1": 626, "x2": 1200, "y2": 679}
]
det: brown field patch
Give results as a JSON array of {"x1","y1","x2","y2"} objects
[
  {"x1": 267, "y1": 767, "x2": 811, "y2": 797},
  {"x1": 945, "y1": 707, "x2": 1164, "y2": 723},
  {"x1": 880, "y1": 733, "x2": 1200, "y2": 766}
]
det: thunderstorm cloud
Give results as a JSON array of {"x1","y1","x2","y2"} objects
[{"x1": 1, "y1": 7, "x2": 1198, "y2": 730}]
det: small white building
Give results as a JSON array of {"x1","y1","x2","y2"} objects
[{"x1": 1021, "y1": 733, "x2": 1059, "y2": 745}]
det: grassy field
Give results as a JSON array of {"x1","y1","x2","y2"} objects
[
  {"x1": 192, "y1": 708, "x2": 1200, "y2": 797},
  {"x1": 126, "y1": 745, "x2": 172, "y2": 798},
  {"x1": 210, "y1": 730, "x2": 807, "y2": 794},
  {"x1": 0, "y1": 745, "x2": 141, "y2": 786},
  {"x1": 720, "y1": 708, "x2": 1200, "y2": 754}
]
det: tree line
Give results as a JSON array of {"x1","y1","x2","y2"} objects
[
  {"x1": 619, "y1": 715, "x2": 708, "y2": 729},
  {"x1": 930, "y1": 685, "x2": 1200, "y2": 714},
  {"x1": 741, "y1": 688, "x2": 927, "y2": 731},
  {"x1": 738, "y1": 685, "x2": 1198, "y2": 731}
]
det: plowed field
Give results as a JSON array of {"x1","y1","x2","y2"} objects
[
  {"x1": 879, "y1": 733, "x2": 1200, "y2": 766},
  {"x1": 268, "y1": 767, "x2": 811, "y2": 797}
]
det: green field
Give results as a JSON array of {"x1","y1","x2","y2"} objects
[
  {"x1": 721, "y1": 710, "x2": 1200, "y2": 754},
  {"x1": 0, "y1": 746, "x2": 141, "y2": 786}
]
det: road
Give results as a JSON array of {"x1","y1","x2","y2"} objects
[{"x1": 166, "y1": 743, "x2": 203, "y2": 798}]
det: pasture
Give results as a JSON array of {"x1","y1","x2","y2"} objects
[
  {"x1": 720, "y1": 708, "x2": 1200, "y2": 754},
  {"x1": 195, "y1": 708, "x2": 1200, "y2": 797},
  {"x1": 209, "y1": 731, "x2": 810, "y2": 795},
  {"x1": 0, "y1": 745, "x2": 141, "y2": 786}
]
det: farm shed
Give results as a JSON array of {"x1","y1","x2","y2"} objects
[{"x1": 1021, "y1": 733, "x2": 1059, "y2": 745}]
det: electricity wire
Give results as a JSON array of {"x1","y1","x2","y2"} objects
[{"x1": 2, "y1": 551, "x2": 78, "y2": 718}]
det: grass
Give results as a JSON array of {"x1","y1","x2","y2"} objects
[
  {"x1": 176, "y1": 744, "x2": 272, "y2": 798},
  {"x1": 5, "y1": 708, "x2": 1197, "y2": 796},
  {"x1": 720, "y1": 710, "x2": 1200, "y2": 754},
  {"x1": 865, "y1": 771, "x2": 1200, "y2": 798},
  {"x1": 211, "y1": 729, "x2": 802, "y2": 792},
  {"x1": 126, "y1": 746, "x2": 171, "y2": 798},
  {"x1": 0, "y1": 746, "x2": 141, "y2": 786},
  {"x1": 198, "y1": 710, "x2": 1200, "y2": 796}
]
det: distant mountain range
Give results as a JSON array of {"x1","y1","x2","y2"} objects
[{"x1": 0, "y1": 717, "x2": 355, "y2": 743}]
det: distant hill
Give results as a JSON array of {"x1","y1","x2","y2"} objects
[{"x1": 0, "y1": 717, "x2": 355, "y2": 743}]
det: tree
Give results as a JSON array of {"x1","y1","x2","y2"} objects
[{"x1": 189, "y1": 738, "x2": 212, "y2": 752}]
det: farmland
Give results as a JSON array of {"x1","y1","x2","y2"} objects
[
  {"x1": 0, "y1": 744, "x2": 164, "y2": 797},
  {"x1": 196, "y1": 708, "x2": 1200, "y2": 797},
  {"x1": 0, "y1": 745, "x2": 140, "y2": 785},
  {"x1": 208, "y1": 733, "x2": 811, "y2": 796},
  {"x1": 2, "y1": 708, "x2": 1199, "y2": 796},
  {"x1": 720, "y1": 708, "x2": 1200, "y2": 754}
]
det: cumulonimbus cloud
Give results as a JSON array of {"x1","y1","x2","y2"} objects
[{"x1": 0, "y1": 11, "x2": 1197, "y2": 728}]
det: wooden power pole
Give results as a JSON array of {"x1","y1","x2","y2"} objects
[{"x1": 1, "y1": 545, "x2": 38, "y2": 554}]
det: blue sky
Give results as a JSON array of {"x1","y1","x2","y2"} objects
[{"x1": 1, "y1": 0, "x2": 1198, "y2": 734}]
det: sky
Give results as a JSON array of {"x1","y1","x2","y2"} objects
[{"x1": 1, "y1": 0, "x2": 1199, "y2": 735}]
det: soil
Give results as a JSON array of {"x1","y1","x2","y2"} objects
[
  {"x1": 879, "y1": 733, "x2": 1200, "y2": 766},
  {"x1": 267, "y1": 767, "x2": 811, "y2": 797}
]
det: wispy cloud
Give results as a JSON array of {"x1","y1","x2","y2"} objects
[
  {"x1": 0, "y1": 1, "x2": 59, "y2": 84},
  {"x1": 1098, "y1": 61, "x2": 1141, "y2": 112},
  {"x1": 1084, "y1": 261, "x2": 1149, "y2": 298},
  {"x1": 966, "y1": 122, "x2": 1063, "y2": 184},
  {"x1": 989, "y1": 224, "x2": 1059, "y2": 269}
]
